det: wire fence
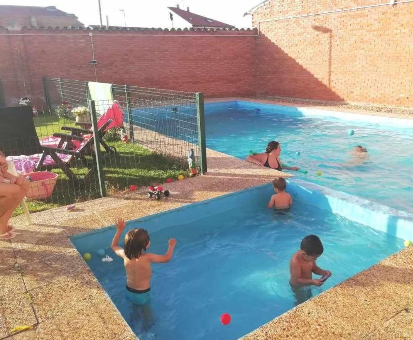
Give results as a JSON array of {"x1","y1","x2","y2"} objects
[{"x1": 0, "y1": 78, "x2": 206, "y2": 215}]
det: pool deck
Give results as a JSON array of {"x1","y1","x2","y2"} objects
[{"x1": 2, "y1": 101, "x2": 413, "y2": 340}]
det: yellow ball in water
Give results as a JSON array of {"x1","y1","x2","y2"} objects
[
  {"x1": 83, "y1": 253, "x2": 92, "y2": 261},
  {"x1": 178, "y1": 175, "x2": 184, "y2": 181},
  {"x1": 404, "y1": 240, "x2": 411, "y2": 247},
  {"x1": 317, "y1": 171, "x2": 322, "y2": 176}
]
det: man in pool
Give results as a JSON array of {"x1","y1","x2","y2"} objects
[
  {"x1": 111, "y1": 218, "x2": 177, "y2": 327},
  {"x1": 290, "y1": 235, "x2": 331, "y2": 305},
  {"x1": 267, "y1": 177, "x2": 292, "y2": 210}
]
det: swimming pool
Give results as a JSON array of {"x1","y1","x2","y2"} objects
[
  {"x1": 205, "y1": 101, "x2": 413, "y2": 213},
  {"x1": 72, "y1": 181, "x2": 408, "y2": 340}
]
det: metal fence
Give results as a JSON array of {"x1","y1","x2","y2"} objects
[{"x1": 0, "y1": 78, "x2": 206, "y2": 215}]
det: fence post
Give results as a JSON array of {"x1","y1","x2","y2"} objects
[
  {"x1": 42, "y1": 77, "x2": 52, "y2": 111},
  {"x1": 58, "y1": 78, "x2": 63, "y2": 102},
  {"x1": 90, "y1": 100, "x2": 107, "y2": 197},
  {"x1": 0, "y1": 79, "x2": 5, "y2": 108},
  {"x1": 196, "y1": 92, "x2": 207, "y2": 174},
  {"x1": 124, "y1": 85, "x2": 135, "y2": 142}
]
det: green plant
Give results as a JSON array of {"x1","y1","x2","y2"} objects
[
  {"x1": 71, "y1": 106, "x2": 89, "y2": 117},
  {"x1": 55, "y1": 104, "x2": 72, "y2": 119},
  {"x1": 103, "y1": 127, "x2": 123, "y2": 142}
]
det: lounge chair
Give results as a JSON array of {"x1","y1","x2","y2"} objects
[
  {"x1": 40, "y1": 101, "x2": 124, "y2": 154},
  {"x1": 0, "y1": 106, "x2": 112, "y2": 183}
]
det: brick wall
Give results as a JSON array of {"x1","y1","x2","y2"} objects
[
  {"x1": 252, "y1": 0, "x2": 413, "y2": 106},
  {"x1": 2, "y1": 1, "x2": 413, "y2": 109},
  {"x1": 0, "y1": 28, "x2": 257, "y2": 108}
]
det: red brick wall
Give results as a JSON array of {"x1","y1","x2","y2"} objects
[
  {"x1": 253, "y1": 0, "x2": 413, "y2": 106},
  {"x1": 0, "y1": 28, "x2": 257, "y2": 108}
]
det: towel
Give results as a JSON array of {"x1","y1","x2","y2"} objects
[{"x1": 88, "y1": 82, "x2": 114, "y2": 116}]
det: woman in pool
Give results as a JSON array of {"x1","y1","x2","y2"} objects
[{"x1": 246, "y1": 141, "x2": 299, "y2": 171}]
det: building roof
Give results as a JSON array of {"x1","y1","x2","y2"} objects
[
  {"x1": 0, "y1": 5, "x2": 77, "y2": 18},
  {"x1": 168, "y1": 7, "x2": 234, "y2": 28},
  {"x1": 244, "y1": 0, "x2": 272, "y2": 16}
]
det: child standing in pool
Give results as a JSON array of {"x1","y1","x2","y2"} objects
[
  {"x1": 111, "y1": 218, "x2": 177, "y2": 328},
  {"x1": 111, "y1": 218, "x2": 177, "y2": 304},
  {"x1": 267, "y1": 177, "x2": 292, "y2": 210},
  {"x1": 290, "y1": 235, "x2": 331, "y2": 305}
]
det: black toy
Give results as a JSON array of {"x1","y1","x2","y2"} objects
[{"x1": 147, "y1": 185, "x2": 170, "y2": 200}]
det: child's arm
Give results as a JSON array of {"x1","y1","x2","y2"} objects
[
  {"x1": 267, "y1": 195, "x2": 275, "y2": 208},
  {"x1": 291, "y1": 259, "x2": 322, "y2": 286},
  {"x1": 146, "y1": 239, "x2": 177, "y2": 263},
  {"x1": 111, "y1": 218, "x2": 127, "y2": 258},
  {"x1": 312, "y1": 262, "x2": 331, "y2": 277}
]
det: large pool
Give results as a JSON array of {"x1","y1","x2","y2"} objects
[
  {"x1": 72, "y1": 182, "x2": 407, "y2": 340},
  {"x1": 205, "y1": 101, "x2": 413, "y2": 213}
]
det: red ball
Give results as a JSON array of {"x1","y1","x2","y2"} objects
[
  {"x1": 156, "y1": 185, "x2": 163, "y2": 192},
  {"x1": 129, "y1": 185, "x2": 137, "y2": 191},
  {"x1": 166, "y1": 178, "x2": 173, "y2": 183},
  {"x1": 220, "y1": 313, "x2": 231, "y2": 325}
]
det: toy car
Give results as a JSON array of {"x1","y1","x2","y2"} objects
[{"x1": 147, "y1": 185, "x2": 170, "y2": 200}]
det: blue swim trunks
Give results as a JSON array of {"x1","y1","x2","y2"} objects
[{"x1": 125, "y1": 286, "x2": 151, "y2": 305}]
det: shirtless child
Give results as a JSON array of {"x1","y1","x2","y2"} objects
[
  {"x1": 289, "y1": 235, "x2": 331, "y2": 305},
  {"x1": 111, "y1": 218, "x2": 177, "y2": 329},
  {"x1": 267, "y1": 177, "x2": 292, "y2": 210}
]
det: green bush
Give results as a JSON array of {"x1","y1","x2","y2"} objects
[
  {"x1": 55, "y1": 104, "x2": 72, "y2": 119},
  {"x1": 103, "y1": 126, "x2": 123, "y2": 142}
]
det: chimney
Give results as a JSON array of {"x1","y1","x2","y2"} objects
[
  {"x1": 187, "y1": 7, "x2": 190, "y2": 11},
  {"x1": 177, "y1": 4, "x2": 180, "y2": 9}
]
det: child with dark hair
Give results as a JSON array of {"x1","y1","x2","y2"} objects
[
  {"x1": 111, "y1": 218, "x2": 177, "y2": 306},
  {"x1": 290, "y1": 235, "x2": 331, "y2": 287},
  {"x1": 289, "y1": 235, "x2": 331, "y2": 305},
  {"x1": 267, "y1": 177, "x2": 292, "y2": 210}
]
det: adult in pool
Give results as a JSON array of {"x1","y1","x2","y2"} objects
[{"x1": 246, "y1": 141, "x2": 299, "y2": 171}]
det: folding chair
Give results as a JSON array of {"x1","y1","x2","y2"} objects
[
  {"x1": 40, "y1": 101, "x2": 124, "y2": 154},
  {"x1": 0, "y1": 106, "x2": 112, "y2": 183}
]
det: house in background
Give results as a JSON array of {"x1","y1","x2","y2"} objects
[
  {"x1": 168, "y1": 5, "x2": 234, "y2": 29},
  {"x1": 0, "y1": 5, "x2": 84, "y2": 30}
]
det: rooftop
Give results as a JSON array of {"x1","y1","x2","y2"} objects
[
  {"x1": 168, "y1": 6, "x2": 234, "y2": 28},
  {"x1": 0, "y1": 5, "x2": 77, "y2": 18}
]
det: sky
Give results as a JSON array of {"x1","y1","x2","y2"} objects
[{"x1": 1, "y1": 0, "x2": 261, "y2": 28}]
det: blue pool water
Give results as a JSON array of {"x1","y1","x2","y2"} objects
[
  {"x1": 205, "y1": 102, "x2": 413, "y2": 213},
  {"x1": 73, "y1": 185, "x2": 403, "y2": 340}
]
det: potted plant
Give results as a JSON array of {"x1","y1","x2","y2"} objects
[{"x1": 71, "y1": 106, "x2": 90, "y2": 123}]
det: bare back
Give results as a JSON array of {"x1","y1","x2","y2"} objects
[
  {"x1": 272, "y1": 192, "x2": 292, "y2": 210},
  {"x1": 124, "y1": 254, "x2": 152, "y2": 290}
]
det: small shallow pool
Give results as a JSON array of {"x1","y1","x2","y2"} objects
[
  {"x1": 205, "y1": 101, "x2": 413, "y2": 213},
  {"x1": 72, "y1": 182, "x2": 407, "y2": 340}
]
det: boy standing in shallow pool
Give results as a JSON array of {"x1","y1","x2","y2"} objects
[
  {"x1": 111, "y1": 218, "x2": 176, "y2": 330},
  {"x1": 290, "y1": 235, "x2": 331, "y2": 305},
  {"x1": 267, "y1": 177, "x2": 292, "y2": 210},
  {"x1": 111, "y1": 218, "x2": 177, "y2": 305}
]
